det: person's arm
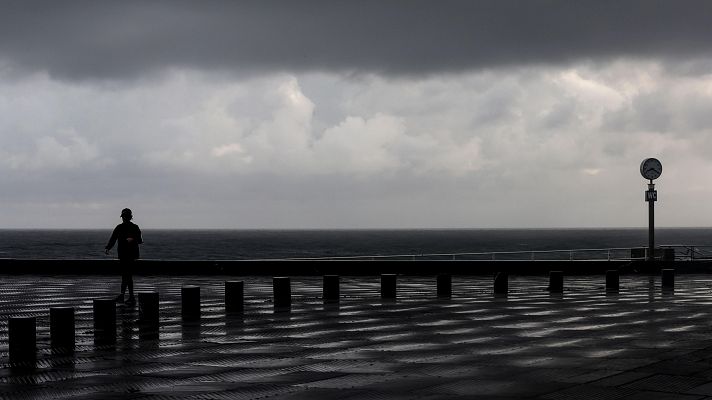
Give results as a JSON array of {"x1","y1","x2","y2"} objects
[
  {"x1": 137, "y1": 226, "x2": 143, "y2": 245},
  {"x1": 105, "y1": 226, "x2": 118, "y2": 254}
]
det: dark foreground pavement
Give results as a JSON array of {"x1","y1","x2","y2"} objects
[{"x1": 2, "y1": 274, "x2": 712, "y2": 399}]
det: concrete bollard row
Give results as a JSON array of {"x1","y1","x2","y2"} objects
[
  {"x1": 93, "y1": 299, "x2": 117, "y2": 345},
  {"x1": 381, "y1": 274, "x2": 397, "y2": 300},
  {"x1": 273, "y1": 277, "x2": 291, "y2": 311},
  {"x1": 437, "y1": 274, "x2": 451, "y2": 298},
  {"x1": 494, "y1": 272, "x2": 508, "y2": 296},
  {"x1": 139, "y1": 292, "x2": 160, "y2": 339},
  {"x1": 3, "y1": 271, "x2": 682, "y2": 362},
  {"x1": 182, "y1": 286, "x2": 201, "y2": 320},
  {"x1": 548, "y1": 271, "x2": 564, "y2": 293},
  {"x1": 323, "y1": 275, "x2": 340, "y2": 303},
  {"x1": 50, "y1": 307, "x2": 75, "y2": 352},
  {"x1": 225, "y1": 281, "x2": 244, "y2": 313},
  {"x1": 662, "y1": 269, "x2": 675, "y2": 291},
  {"x1": 139, "y1": 292, "x2": 160, "y2": 325},
  {"x1": 9, "y1": 316, "x2": 36, "y2": 363},
  {"x1": 606, "y1": 270, "x2": 620, "y2": 292}
]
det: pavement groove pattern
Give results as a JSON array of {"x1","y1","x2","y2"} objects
[{"x1": 2, "y1": 275, "x2": 712, "y2": 398}]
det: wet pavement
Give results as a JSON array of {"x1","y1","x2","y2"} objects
[{"x1": 2, "y1": 274, "x2": 712, "y2": 399}]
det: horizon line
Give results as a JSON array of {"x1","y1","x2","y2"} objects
[{"x1": 0, "y1": 226, "x2": 710, "y2": 231}]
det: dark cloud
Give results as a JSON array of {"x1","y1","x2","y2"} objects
[{"x1": 2, "y1": 0, "x2": 712, "y2": 81}]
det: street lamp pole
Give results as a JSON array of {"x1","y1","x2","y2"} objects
[
  {"x1": 640, "y1": 158, "x2": 662, "y2": 263},
  {"x1": 648, "y1": 180, "x2": 655, "y2": 262}
]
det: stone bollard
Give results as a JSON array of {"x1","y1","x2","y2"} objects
[
  {"x1": 9, "y1": 316, "x2": 36, "y2": 362},
  {"x1": 606, "y1": 270, "x2": 620, "y2": 293},
  {"x1": 549, "y1": 271, "x2": 564, "y2": 293},
  {"x1": 182, "y1": 286, "x2": 201, "y2": 320},
  {"x1": 437, "y1": 274, "x2": 452, "y2": 298},
  {"x1": 139, "y1": 292, "x2": 160, "y2": 340},
  {"x1": 494, "y1": 272, "x2": 508, "y2": 296},
  {"x1": 323, "y1": 275, "x2": 340, "y2": 303},
  {"x1": 381, "y1": 274, "x2": 397, "y2": 300},
  {"x1": 273, "y1": 277, "x2": 291, "y2": 311},
  {"x1": 50, "y1": 307, "x2": 75, "y2": 352},
  {"x1": 662, "y1": 269, "x2": 675, "y2": 291},
  {"x1": 93, "y1": 299, "x2": 116, "y2": 345},
  {"x1": 138, "y1": 292, "x2": 159, "y2": 325},
  {"x1": 225, "y1": 281, "x2": 244, "y2": 314}
]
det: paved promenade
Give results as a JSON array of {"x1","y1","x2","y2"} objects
[{"x1": 2, "y1": 274, "x2": 712, "y2": 399}]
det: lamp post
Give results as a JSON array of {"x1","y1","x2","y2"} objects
[
  {"x1": 647, "y1": 180, "x2": 655, "y2": 261},
  {"x1": 640, "y1": 158, "x2": 662, "y2": 262}
]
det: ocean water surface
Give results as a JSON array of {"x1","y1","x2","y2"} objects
[{"x1": 0, "y1": 228, "x2": 711, "y2": 261}]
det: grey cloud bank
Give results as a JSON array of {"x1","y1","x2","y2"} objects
[
  {"x1": 3, "y1": 1, "x2": 712, "y2": 80},
  {"x1": 1, "y1": 67, "x2": 710, "y2": 228},
  {"x1": 1, "y1": 2, "x2": 712, "y2": 229}
]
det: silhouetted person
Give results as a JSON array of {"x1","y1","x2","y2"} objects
[{"x1": 105, "y1": 208, "x2": 143, "y2": 305}]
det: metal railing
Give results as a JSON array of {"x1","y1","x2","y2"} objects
[
  {"x1": 252, "y1": 244, "x2": 712, "y2": 262},
  {"x1": 662, "y1": 245, "x2": 712, "y2": 261}
]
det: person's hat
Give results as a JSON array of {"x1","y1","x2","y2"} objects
[{"x1": 121, "y1": 208, "x2": 132, "y2": 218}]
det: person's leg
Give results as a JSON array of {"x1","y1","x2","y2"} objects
[
  {"x1": 125, "y1": 260, "x2": 135, "y2": 303},
  {"x1": 127, "y1": 274, "x2": 134, "y2": 299},
  {"x1": 116, "y1": 274, "x2": 126, "y2": 301},
  {"x1": 116, "y1": 259, "x2": 128, "y2": 301}
]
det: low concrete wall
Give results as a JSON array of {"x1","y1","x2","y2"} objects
[{"x1": 0, "y1": 258, "x2": 705, "y2": 276}]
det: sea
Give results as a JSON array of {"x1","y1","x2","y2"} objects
[{"x1": 0, "y1": 228, "x2": 711, "y2": 261}]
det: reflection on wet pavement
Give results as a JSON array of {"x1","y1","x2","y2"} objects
[{"x1": 2, "y1": 274, "x2": 712, "y2": 398}]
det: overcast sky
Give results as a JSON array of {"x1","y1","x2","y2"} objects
[{"x1": 2, "y1": 0, "x2": 712, "y2": 229}]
